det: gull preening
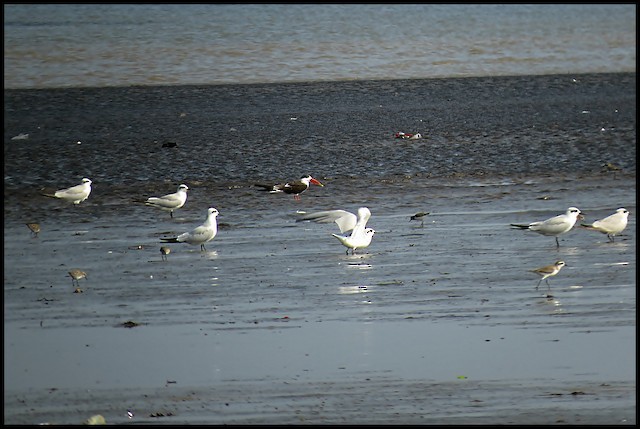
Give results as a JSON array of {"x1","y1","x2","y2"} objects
[
  {"x1": 141, "y1": 184, "x2": 189, "y2": 218},
  {"x1": 296, "y1": 207, "x2": 375, "y2": 254},
  {"x1": 510, "y1": 207, "x2": 583, "y2": 248},
  {"x1": 160, "y1": 207, "x2": 219, "y2": 251},
  {"x1": 530, "y1": 260, "x2": 566, "y2": 290},
  {"x1": 580, "y1": 208, "x2": 629, "y2": 242},
  {"x1": 255, "y1": 175, "x2": 324, "y2": 200},
  {"x1": 42, "y1": 178, "x2": 92, "y2": 205}
]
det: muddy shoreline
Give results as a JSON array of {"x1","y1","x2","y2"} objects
[
  {"x1": 4, "y1": 74, "x2": 636, "y2": 424},
  {"x1": 4, "y1": 72, "x2": 636, "y2": 190}
]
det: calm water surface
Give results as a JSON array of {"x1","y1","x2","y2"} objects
[{"x1": 3, "y1": 4, "x2": 636, "y2": 88}]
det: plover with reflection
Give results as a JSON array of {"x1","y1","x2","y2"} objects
[
  {"x1": 69, "y1": 269, "x2": 88, "y2": 287},
  {"x1": 530, "y1": 260, "x2": 565, "y2": 290}
]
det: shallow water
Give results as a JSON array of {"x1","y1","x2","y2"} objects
[
  {"x1": 3, "y1": 74, "x2": 636, "y2": 423},
  {"x1": 4, "y1": 4, "x2": 636, "y2": 89},
  {"x1": 3, "y1": 174, "x2": 636, "y2": 424}
]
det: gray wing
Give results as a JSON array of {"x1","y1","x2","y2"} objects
[
  {"x1": 296, "y1": 209, "x2": 357, "y2": 233},
  {"x1": 146, "y1": 192, "x2": 184, "y2": 209},
  {"x1": 55, "y1": 183, "x2": 89, "y2": 199}
]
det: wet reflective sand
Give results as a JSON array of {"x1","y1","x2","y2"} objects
[
  {"x1": 4, "y1": 175, "x2": 635, "y2": 424},
  {"x1": 3, "y1": 73, "x2": 636, "y2": 424}
]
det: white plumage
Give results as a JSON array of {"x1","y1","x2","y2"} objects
[
  {"x1": 297, "y1": 207, "x2": 375, "y2": 254},
  {"x1": 143, "y1": 184, "x2": 189, "y2": 218},
  {"x1": 511, "y1": 207, "x2": 583, "y2": 247},
  {"x1": 43, "y1": 178, "x2": 92, "y2": 205},
  {"x1": 160, "y1": 207, "x2": 219, "y2": 251},
  {"x1": 581, "y1": 208, "x2": 629, "y2": 242}
]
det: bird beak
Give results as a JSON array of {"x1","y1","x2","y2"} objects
[
  {"x1": 310, "y1": 178, "x2": 324, "y2": 187},
  {"x1": 578, "y1": 214, "x2": 585, "y2": 220}
]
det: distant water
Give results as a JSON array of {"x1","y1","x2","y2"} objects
[{"x1": 3, "y1": 4, "x2": 636, "y2": 89}]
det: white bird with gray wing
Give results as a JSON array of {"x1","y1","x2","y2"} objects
[
  {"x1": 143, "y1": 184, "x2": 189, "y2": 218},
  {"x1": 160, "y1": 207, "x2": 219, "y2": 251},
  {"x1": 580, "y1": 208, "x2": 629, "y2": 242},
  {"x1": 511, "y1": 207, "x2": 583, "y2": 247},
  {"x1": 297, "y1": 207, "x2": 375, "y2": 254},
  {"x1": 42, "y1": 178, "x2": 92, "y2": 205}
]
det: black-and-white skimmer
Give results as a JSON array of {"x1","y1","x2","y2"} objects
[{"x1": 255, "y1": 175, "x2": 323, "y2": 200}]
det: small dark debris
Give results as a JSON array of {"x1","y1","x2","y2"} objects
[
  {"x1": 162, "y1": 142, "x2": 178, "y2": 148},
  {"x1": 121, "y1": 320, "x2": 140, "y2": 328},
  {"x1": 149, "y1": 411, "x2": 174, "y2": 418}
]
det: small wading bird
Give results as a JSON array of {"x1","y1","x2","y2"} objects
[
  {"x1": 510, "y1": 207, "x2": 583, "y2": 248},
  {"x1": 530, "y1": 260, "x2": 566, "y2": 290},
  {"x1": 139, "y1": 184, "x2": 189, "y2": 218},
  {"x1": 160, "y1": 207, "x2": 219, "y2": 252},
  {"x1": 42, "y1": 178, "x2": 92, "y2": 205},
  {"x1": 296, "y1": 207, "x2": 375, "y2": 255},
  {"x1": 255, "y1": 175, "x2": 324, "y2": 200},
  {"x1": 602, "y1": 162, "x2": 622, "y2": 179},
  {"x1": 26, "y1": 222, "x2": 41, "y2": 238},
  {"x1": 69, "y1": 269, "x2": 88, "y2": 287},
  {"x1": 410, "y1": 212, "x2": 430, "y2": 227},
  {"x1": 580, "y1": 208, "x2": 630, "y2": 242},
  {"x1": 160, "y1": 246, "x2": 171, "y2": 261}
]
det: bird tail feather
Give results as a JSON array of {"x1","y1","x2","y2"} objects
[{"x1": 254, "y1": 183, "x2": 275, "y2": 191}]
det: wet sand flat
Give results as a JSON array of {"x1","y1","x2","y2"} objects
[
  {"x1": 3, "y1": 73, "x2": 636, "y2": 424},
  {"x1": 4, "y1": 175, "x2": 636, "y2": 425}
]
